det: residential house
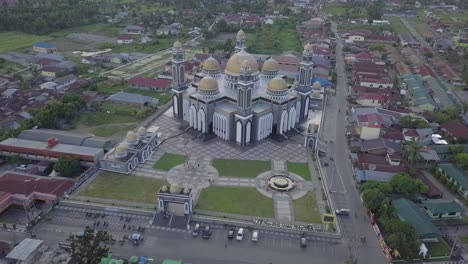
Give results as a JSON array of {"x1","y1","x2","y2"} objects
[
  {"x1": 117, "y1": 35, "x2": 133, "y2": 44},
  {"x1": 422, "y1": 76, "x2": 457, "y2": 110},
  {"x1": 440, "y1": 120, "x2": 468, "y2": 142},
  {"x1": 393, "y1": 198, "x2": 440, "y2": 241},
  {"x1": 356, "y1": 76, "x2": 393, "y2": 89},
  {"x1": 55, "y1": 74, "x2": 77, "y2": 90},
  {"x1": 157, "y1": 24, "x2": 181, "y2": 36},
  {"x1": 356, "y1": 93, "x2": 385, "y2": 107},
  {"x1": 438, "y1": 163, "x2": 468, "y2": 198},
  {"x1": 41, "y1": 66, "x2": 64, "y2": 78},
  {"x1": 313, "y1": 64, "x2": 330, "y2": 78},
  {"x1": 124, "y1": 25, "x2": 145, "y2": 34},
  {"x1": 140, "y1": 36, "x2": 153, "y2": 44},
  {"x1": 361, "y1": 138, "x2": 402, "y2": 155},
  {"x1": 128, "y1": 76, "x2": 171, "y2": 91},
  {"x1": 1, "y1": 88, "x2": 18, "y2": 99},
  {"x1": 32, "y1": 42, "x2": 57, "y2": 53},
  {"x1": 422, "y1": 200, "x2": 463, "y2": 219},
  {"x1": 431, "y1": 144, "x2": 468, "y2": 161},
  {"x1": 402, "y1": 74, "x2": 437, "y2": 112},
  {"x1": 39, "y1": 81, "x2": 58, "y2": 90},
  {"x1": 416, "y1": 128, "x2": 434, "y2": 145},
  {"x1": 356, "y1": 170, "x2": 396, "y2": 182},
  {"x1": 106, "y1": 91, "x2": 158, "y2": 107}
]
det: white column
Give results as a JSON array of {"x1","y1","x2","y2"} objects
[
  {"x1": 226, "y1": 117, "x2": 229, "y2": 139},
  {"x1": 257, "y1": 117, "x2": 261, "y2": 140}
]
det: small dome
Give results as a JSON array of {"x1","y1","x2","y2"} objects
[
  {"x1": 312, "y1": 81, "x2": 322, "y2": 89},
  {"x1": 183, "y1": 188, "x2": 190, "y2": 194},
  {"x1": 202, "y1": 57, "x2": 220, "y2": 71},
  {"x1": 262, "y1": 58, "x2": 280, "y2": 72},
  {"x1": 115, "y1": 144, "x2": 127, "y2": 154},
  {"x1": 237, "y1": 29, "x2": 245, "y2": 37},
  {"x1": 137, "y1": 127, "x2": 147, "y2": 135},
  {"x1": 126, "y1": 131, "x2": 137, "y2": 140},
  {"x1": 225, "y1": 49, "x2": 259, "y2": 75},
  {"x1": 198, "y1": 76, "x2": 218, "y2": 91},
  {"x1": 169, "y1": 185, "x2": 181, "y2": 194},
  {"x1": 304, "y1": 43, "x2": 313, "y2": 51},
  {"x1": 161, "y1": 185, "x2": 168, "y2": 192},
  {"x1": 268, "y1": 77, "x2": 288, "y2": 92},
  {"x1": 173, "y1": 41, "x2": 182, "y2": 48}
]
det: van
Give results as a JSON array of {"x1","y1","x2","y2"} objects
[
  {"x1": 236, "y1": 228, "x2": 244, "y2": 241},
  {"x1": 251, "y1": 230, "x2": 259, "y2": 242},
  {"x1": 202, "y1": 225, "x2": 211, "y2": 239},
  {"x1": 192, "y1": 223, "x2": 200, "y2": 237},
  {"x1": 335, "y1": 209, "x2": 350, "y2": 216}
]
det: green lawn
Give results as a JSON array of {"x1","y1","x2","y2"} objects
[
  {"x1": 51, "y1": 23, "x2": 121, "y2": 38},
  {"x1": 97, "y1": 83, "x2": 172, "y2": 104},
  {"x1": 246, "y1": 20, "x2": 302, "y2": 54},
  {"x1": 76, "y1": 102, "x2": 145, "y2": 127},
  {"x1": 323, "y1": 3, "x2": 367, "y2": 18},
  {"x1": 80, "y1": 172, "x2": 166, "y2": 204},
  {"x1": 212, "y1": 159, "x2": 271, "y2": 178},
  {"x1": 0, "y1": 32, "x2": 51, "y2": 53},
  {"x1": 197, "y1": 187, "x2": 274, "y2": 218},
  {"x1": 287, "y1": 162, "x2": 311, "y2": 181},
  {"x1": 338, "y1": 23, "x2": 392, "y2": 32},
  {"x1": 426, "y1": 239, "x2": 450, "y2": 257},
  {"x1": 385, "y1": 17, "x2": 410, "y2": 34},
  {"x1": 99, "y1": 37, "x2": 188, "y2": 54},
  {"x1": 93, "y1": 124, "x2": 136, "y2": 137},
  {"x1": 153, "y1": 153, "x2": 188, "y2": 171},
  {"x1": 293, "y1": 192, "x2": 322, "y2": 223}
]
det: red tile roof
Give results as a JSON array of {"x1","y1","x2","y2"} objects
[
  {"x1": 357, "y1": 153, "x2": 388, "y2": 164},
  {"x1": 404, "y1": 129, "x2": 419, "y2": 137},
  {"x1": 128, "y1": 76, "x2": 171, "y2": 89},
  {"x1": 441, "y1": 120, "x2": 468, "y2": 140},
  {"x1": 357, "y1": 92, "x2": 384, "y2": 102},
  {"x1": 355, "y1": 52, "x2": 373, "y2": 60},
  {"x1": 0, "y1": 173, "x2": 75, "y2": 197},
  {"x1": 382, "y1": 131, "x2": 404, "y2": 140},
  {"x1": 117, "y1": 35, "x2": 132, "y2": 40}
]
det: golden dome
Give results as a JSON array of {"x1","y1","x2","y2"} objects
[
  {"x1": 183, "y1": 188, "x2": 190, "y2": 194},
  {"x1": 237, "y1": 29, "x2": 245, "y2": 37},
  {"x1": 225, "y1": 49, "x2": 259, "y2": 75},
  {"x1": 202, "y1": 57, "x2": 220, "y2": 71},
  {"x1": 268, "y1": 77, "x2": 288, "y2": 92},
  {"x1": 199, "y1": 76, "x2": 218, "y2": 91},
  {"x1": 126, "y1": 131, "x2": 137, "y2": 140},
  {"x1": 312, "y1": 81, "x2": 322, "y2": 88},
  {"x1": 115, "y1": 144, "x2": 127, "y2": 154},
  {"x1": 161, "y1": 185, "x2": 168, "y2": 192},
  {"x1": 137, "y1": 127, "x2": 147, "y2": 135},
  {"x1": 169, "y1": 184, "x2": 181, "y2": 194},
  {"x1": 173, "y1": 41, "x2": 182, "y2": 48},
  {"x1": 262, "y1": 58, "x2": 280, "y2": 72},
  {"x1": 304, "y1": 43, "x2": 313, "y2": 51},
  {"x1": 240, "y1": 59, "x2": 250, "y2": 69}
]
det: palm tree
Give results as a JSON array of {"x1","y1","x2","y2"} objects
[{"x1": 404, "y1": 139, "x2": 424, "y2": 167}]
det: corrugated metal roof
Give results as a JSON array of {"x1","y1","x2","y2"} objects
[{"x1": 393, "y1": 198, "x2": 440, "y2": 238}]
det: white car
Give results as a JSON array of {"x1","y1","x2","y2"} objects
[
  {"x1": 16, "y1": 164, "x2": 28, "y2": 171},
  {"x1": 236, "y1": 228, "x2": 244, "y2": 241},
  {"x1": 251, "y1": 230, "x2": 259, "y2": 242}
]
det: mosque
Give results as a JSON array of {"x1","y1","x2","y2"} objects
[{"x1": 171, "y1": 30, "x2": 316, "y2": 145}]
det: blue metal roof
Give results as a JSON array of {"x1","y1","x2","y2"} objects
[
  {"x1": 34, "y1": 42, "x2": 56, "y2": 49},
  {"x1": 310, "y1": 77, "x2": 332, "y2": 87}
]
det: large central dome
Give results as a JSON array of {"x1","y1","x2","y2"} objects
[{"x1": 225, "y1": 49, "x2": 259, "y2": 76}]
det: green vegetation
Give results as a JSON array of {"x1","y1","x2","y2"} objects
[
  {"x1": 197, "y1": 187, "x2": 274, "y2": 218},
  {"x1": 76, "y1": 102, "x2": 149, "y2": 127},
  {"x1": 68, "y1": 226, "x2": 111, "y2": 264},
  {"x1": 385, "y1": 17, "x2": 409, "y2": 34},
  {"x1": 323, "y1": 3, "x2": 367, "y2": 18},
  {"x1": 426, "y1": 239, "x2": 451, "y2": 257},
  {"x1": 246, "y1": 20, "x2": 302, "y2": 54},
  {"x1": 51, "y1": 23, "x2": 120, "y2": 38},
  {"x1": 97, "y1": 82, "x2": 172, "y2": 104},
  {"x1": 338, "y1": 23, "x2": 392, "y2": 32},
  {"x1": 212, "y1": 159, "x2": 271, "y2": 177},
  {"x1": 0, "y1": 32, "x2": 51, "y2": 53},
  {"x1": 153, "y1": 153, "x2": 188, "y2": 171},
  {"x1": 287, "y1": 162, "x2": 312, "y2": 181},
  {"x1": 293, "y1": 192, "x2": 321, "y2": 223},
  {"x1": 55, "y1": 156, "x2": 81, "y2": 178},
  {"x1": 80, "y1": 172, "x2": 166, "y2": 204},
  {"x1": 93, "y1": 124, "x2": 136, "y2": 137},
  {"x1": 462, "y1": 235, "x2": 468, "y2": 244}
]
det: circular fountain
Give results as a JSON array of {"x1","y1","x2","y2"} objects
[{"x1": 268, "y1": 175, "x2": 295, "y2": 192}]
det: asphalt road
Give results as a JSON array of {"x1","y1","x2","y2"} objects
[
  {"x1": 21, "y1": 207, "x2": 355, "y2": 264},
  {"x1": 318, "y1": 22, "x2": 386, "y2": 263}
]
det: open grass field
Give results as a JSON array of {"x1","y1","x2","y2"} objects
[
  {"x1": 0, "y1": 32, "x2": 51, "y2": 53},
  {"x1": 246, "y1": 21, "x2": 302, "y2": 54},
  {"x1": 51, "y1": 23, "x2": 121, "y2": 38},
  {"x1": 287, "y1": 162, "x2": 311, "y2": 181},
  {"x1": 80, "y1": 172, "x2": 166, "y2": 203},
  {"x1": 75, "y1": 102, "x2": 145, "y2": 128},
  {"x1": 384, "y1": 17, "x2": 410, "y2": 34},
  {"x1": 153, "y1": 153, "x2": 188, "y2": 171},
  {"x1": 293, "y1": 192, "x2": 321, "y2": 223},
  {"x1": 323, "y1": 3, "x2": 367, "y2": 18},
  {"x1": 196, "y1": 187, "x2": 274, "y2": 218},
  {"x1": 94, "y1": 124, "x2": 136, "y2": 137},
  {"x1": 212, "y1": 159, "x2": 271, "y2": 178},
  {"x1": 426, "y1": 239, "x2": 450, "y2": 257},
  {"x1": 338, "y1": 23, "x2": 392, "y2": 32},
  {"x1": 96, "y1": 83, "x2": 171, "y2": 104}
]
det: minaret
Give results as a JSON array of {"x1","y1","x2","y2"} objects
[
  {"x1": 295, "y1": 43, "x2": 314, "y2": 122},
  {"x1": 235, "y1": 29, "x2": 246, "y2": 53},
  {"x1": 236, "y1": 60, "x2": 253, "y2": 116},
  {"x1": 234, "y1": 60, "x2": 254, "y2": 146},
  {"x1": 171, "y1": 41, "x2": 187, "y2": 119}
]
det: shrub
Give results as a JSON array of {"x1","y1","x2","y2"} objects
[
  {"x1": 450, "y1": 184, "x2": 459, "y2": 193},
  {"x1": 440, "y1": 176, "x2": 448, "y2": 184}
]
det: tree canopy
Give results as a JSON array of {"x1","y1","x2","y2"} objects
[
  {"x1": 455, "y1": 153, "x2": 468, "y2": 171},
  {"x1": 360, "y1": 180, "x2": 392, "y2": 194},
  {"x1": 399, "y1": 116, "x2": 429, "y2": 129},
  {"x1": 381, "y1": 219, "x2": 420, "y2": 260},
  {"x1": 403, "y1": 140, "x2": 424, "y2": 166},
  {"x1": 54, "y1": 155, "x2": 81, "y2": 178},
  {"x1": 67, "y1": 226, "x2": 111, "y2": 264},
  {"x1": 389, "y1": 173, "x2": 428, "y2": 194}
]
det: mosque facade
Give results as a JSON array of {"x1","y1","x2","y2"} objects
[{"x1": 171, "y1": 30, "x2": 315, "y2": 145}]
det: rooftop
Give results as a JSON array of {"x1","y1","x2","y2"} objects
[
  {"x1": 0, "y1": 138, "x2": 103, "y2": 157},
  {"x1": 33, "y1": 42, "x2": 56, "y2": 49},
  {"x1": 106, "y1": 91, "x2": 158, "y2": 105},
  {"x1": 0, "y1": 172, "x2": 75, "y2": 197},
  {"x1": 393, "y1": 198, "x2": 440, "y2": 238},
  {"x1": 422, "y1": 199, "x2": 463, "y2": 214},
  {"x1": 441, "y1": 120, "x2": 468, "y2": 140},
  {"x1": 18, "y1": 129, "x2": 113, "y2": 150},
  {"x1": 439, "y1": 163, "x2": 468, "y2": 189},
  {"x1": 6, "y1": 239, "x2": 43, "y2": 261}
]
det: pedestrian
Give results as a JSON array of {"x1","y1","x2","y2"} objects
[{"x1": 225, "y1": 244, "x2": 227, "y2": 248}]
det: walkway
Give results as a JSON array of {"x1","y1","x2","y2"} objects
[{"x1": 274, "y1": 196, "x2": 294, "y2": 223}]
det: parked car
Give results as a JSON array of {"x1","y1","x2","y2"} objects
[
  {"x1": 227, "y1": 228, "x2": 235, "y2": 239},
  {"x1": 192, "y1": 223, "x2": 200, "y2": 237},
  {"x1": 251, "y1": 230, "x2": 259, "y2": 242},
  {"x1": 236, "y1": 228, "x2": 244, "y2": 241},
  {"x1": 300, "y1": 233, "x2": 307, "y2": 248},
  {"x1": 335, "y1": 209, "x2": 350, "y2": 216},
  {"x1": 202, "y1": 225, "x2": 211, "y2": 239},
  {"x1": 16, "y1": 164, "x2": 28, "y2": 171}
]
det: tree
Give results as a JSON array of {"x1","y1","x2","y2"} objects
[
  {"x1": 362, "y1": 188, "x2": 387, "y2": 212},
  {"x1": 54, "y1": 155, "x2": 81, "y2": 178},
  {"x1": 360, "y1": 180, "x2": 392, "y2": 194},
  {"x1": 460, "y1": 101, "x2": 468, "y2": 115},
  {"x1": 392, "y1": 75, "x2": 400, "y2": 90},
  {"x1": 455, "y1": 153, "x2": 468, "y2": 171},
  {"x1": 382, "y1": 219, "x2": 420, "y2": 260},
  {"x1": 403, "y1": 140, "x2": 423, "y2": 166},
  {"x1": 331, "y1": 71, "x2": 337, "y2": 83},
  {"x1": 67, "y1": 226, "x2": 111, "y2": 264},
  {"x1": 390, "y1": 173, "x2": 428, "y2": 194}
]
